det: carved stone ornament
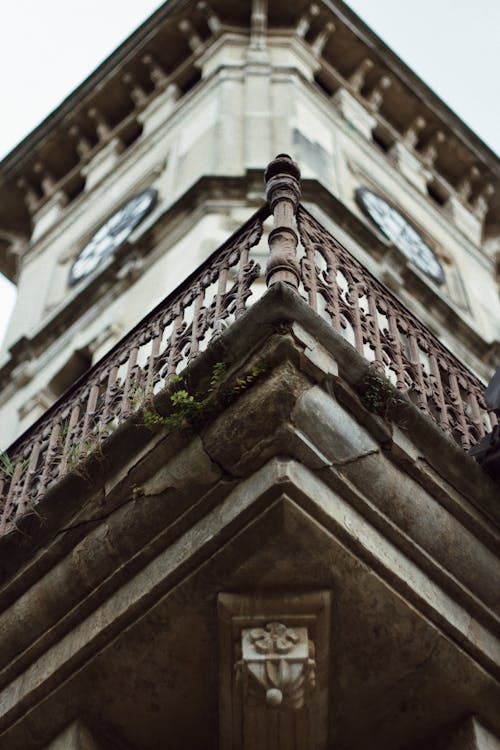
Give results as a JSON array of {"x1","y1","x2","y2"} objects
[
  {"x1": 218, "y1": 591, "x2": 331, "y2": 750},
  {"x1": 236, "y1": 622, "x2": 316, "y2": 710}
]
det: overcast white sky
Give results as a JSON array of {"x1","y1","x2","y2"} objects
[{"x1": 1, "y1": 0, "x2": 499, "y2": 346}]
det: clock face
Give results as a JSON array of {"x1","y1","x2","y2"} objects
[
  {"x1": 356, "y1": 187, "x2": 446, "y2": 285},
  {"x1": 69, "y1": 188, "x2": 158, "y2": 286}
]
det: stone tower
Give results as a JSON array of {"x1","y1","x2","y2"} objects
[{"x1": 0, "y1": 2, "x2": 498, "y2": 749}]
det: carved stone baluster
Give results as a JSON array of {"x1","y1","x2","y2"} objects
[
  {"x1": 456, "y1": 165, "x2": 480, "y2": 201},
  {"x1": 122, "y1": 72, "x2": 148, "y2": 107},
  {"x1": 17, "y1": 177, "x2": 40, "y2": 213},
  {"x1": 420, "y1": 129, "x2": 445, "y2": 166},
  {"x1": 264, "y1": 154, "x2": 301, "y2": 289},
  {"x1": 366, "y1": 74, "x2": 392, "y2": 112},
  {"x1": 348, "y1": 58, "x2": 374, "y2": 93},
  {"x1": 178, "y1": 18, "x2": 202, "y2": 51},
  {"x1": 142, "y1": 53, "x2": 168, "y2": 89},
  {"x1": 402, "y1": 115, "x2": 426, "y2": 148},
  {"x1": 295, "y1": 3, "x2": 320, "y2": 38},
  {"x1": 33, "y1": 161, "x2": 56, "y2": 199},
  {"x1": 197, "y1": 1, "x2": 221, "y2": 34},
  {"x1": 68, "y1": 124, "x2": 92, "y2": 160},
  {"x1": 471, "y1": 183, "x2": 494, "y2": 221},
  {"x1": 88, "y1": 107, "x2": 111, "y2": 141},
  {"x1": 310, "y1": 21, "x2": 335, "y2": 57}
]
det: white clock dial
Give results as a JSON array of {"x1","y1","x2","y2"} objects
[
  {"x1": 356, "y1": 188, "x2": 446, "y2": 285},
  {"x1": 69, "y1": 188, "x2": 157, "y2": 286}
]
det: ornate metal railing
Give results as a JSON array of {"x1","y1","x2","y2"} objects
[
  {"x1": 296, "y1": 204, "x2": 497, "y2": 447},
  {"x1": 0, "y1": 207, "x2": 266, "y2": 534},
  {"x1": 0, "y1": 155, "x2": 496, "y2": 535}
]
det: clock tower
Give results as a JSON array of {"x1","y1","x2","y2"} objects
[
  {"x1": 68, "y1": 188, "x2": 158, "y2": 286},
  {"x1": 0, "y1": 3, "x2": 499, "y2": 750},
  {"x1": 0, "y1": 1, "x2": 498, "y2": 447}
]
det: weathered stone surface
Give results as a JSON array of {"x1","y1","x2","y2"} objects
[
  {"x1": 202, "y1": 359, "x2": 310, "y2": 475},
  {"x1": 142, "y1": 435, "x2": 222, "y2": 495},
  {"x1": 291, "y1": 384, "x2": 378, "y2": 464}
]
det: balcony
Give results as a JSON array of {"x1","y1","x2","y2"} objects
[{"x1": 0, "y1": 155, "x2": 496, "y2": 537}]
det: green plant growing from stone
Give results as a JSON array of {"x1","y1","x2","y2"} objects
[
  {"x1": 0, "y1": 452, "x2": 15, "y2": 479},
  {"x1": 360, "y1": 366, "x2": 407, "y2": 420},
  {"x1": 0, "y1": 451, "x2": 29, "y2": 481},
  {"x1": 0, "y1": 453, "x2": 15, "y2": 479},
  {"x1": 0, "y1": 360, "x2": 267, "y2": 492},
  {"x1": 55, "y1": 419, "x2": 105, "y2": 479},
  {"x1": 143, "y1": 360, "x2": 267, "y2": 434}
]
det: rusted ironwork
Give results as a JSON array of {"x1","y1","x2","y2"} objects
[
  {"x1": 296, "y1": 203, "x2": 497, "y2": 449},
  {"x1": 0, "y1": 207, "x2": 266, "y2": 535},
  {"x1": 0, "y1": 163, "x2": 497, "y2": 536},
  {"x1": 265, "y1": 153, "x2": 301, "y2": 289}
]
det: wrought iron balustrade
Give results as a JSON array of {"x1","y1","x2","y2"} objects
[{"x1": 0, "y1": 155, "x2": 496, "y2": 536}]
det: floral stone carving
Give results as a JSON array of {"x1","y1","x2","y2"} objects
[{"x1": 236, "y1": 622, "x2": 316, "y2": 710}]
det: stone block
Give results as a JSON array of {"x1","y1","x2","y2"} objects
[{"x1": 291, "y1": 384, "x2": 378, "y2": 464}]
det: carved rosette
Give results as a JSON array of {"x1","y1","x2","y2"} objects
[{"x1": 236, "y1": 622, "x2": 316, "y2": 710}]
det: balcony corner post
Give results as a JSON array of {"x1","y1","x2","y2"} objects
[{"x1": 264, "y1": 154, "x2": 301, "y2": 289}]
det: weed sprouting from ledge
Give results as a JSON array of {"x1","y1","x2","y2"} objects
[
  {"x1": 360, "y1": 367, "x2": 407, "y2": 421},
  {"x1": 143, "y1": 360, "x2": 267, "y2": 434}
]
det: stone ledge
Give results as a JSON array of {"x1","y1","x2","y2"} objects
[{"x1": 0, "y1": 284, "x2": 498, "y2": 749}]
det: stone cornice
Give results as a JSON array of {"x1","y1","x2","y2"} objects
[
  {"x1": 325, "y1": 0, "x2": 499, "y2": 173},
  {"x1": 0, "y1": 0, "x2": 498, "y2": 279}
]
